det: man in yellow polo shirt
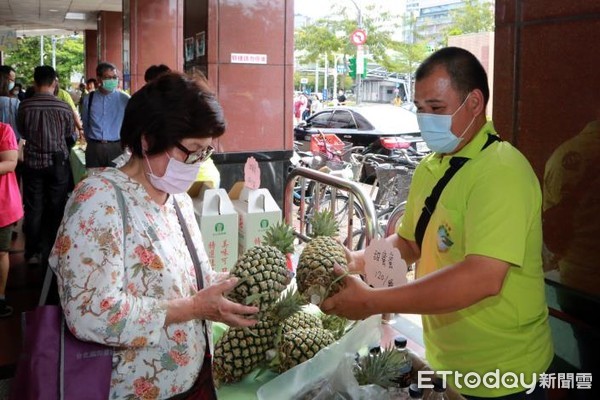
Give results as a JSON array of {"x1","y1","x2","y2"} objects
[{"x1": 322, "y1": 47, "x2": 553, "y2": 399}]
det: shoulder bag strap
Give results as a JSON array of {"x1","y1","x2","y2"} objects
[
  {"x1": 40, "y1": 177, "x2": 128, "y2": 306},
  {"x1": 414, "y1": 134, "x2": 500, "y2": 250},
  {"x1": 87, "y1": 91, "x2": 94, "y2": 116},
  {"x1": 173, "y1": 199, "x2": 213, "y2": 355},
  {"x1": 173, "y1": 200, "x2": 204, "y2": 290}
]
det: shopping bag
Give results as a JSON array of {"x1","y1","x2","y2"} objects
[{"x1": 10, "y1": 305, "x2": 113, "y2": 400}]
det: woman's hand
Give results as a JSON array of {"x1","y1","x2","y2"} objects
[
  {"x1": 192, "y1": 278, "x2": 259, "y2": 327},
  {"x1": 165, "y1": 278, "x2": 258, "y2": 327},
  {"x1": 320, "y1": 264, "x2": 374, "y2": 320}
]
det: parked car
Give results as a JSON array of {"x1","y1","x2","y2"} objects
[{"x1": 294, "y1": 104, "x2": 428, "y2": 153}]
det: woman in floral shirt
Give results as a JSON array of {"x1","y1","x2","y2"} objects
[{"x1": 49, "y1": 72, "x2": 258, "y2": 399}]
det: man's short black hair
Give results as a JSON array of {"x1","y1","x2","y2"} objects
[
  {"x1": 96, "y1": 62, "x2": 117, "y2": 78},
  {"x1": 34, "y1": 65, "x2": 57, "y2": 87},
  {"x1": 144, "y1": 64, "x2": 171, "y2": 83},
  {"x1": 416, "y1": 47, "x2": 490, "y2": 107},
  {"x1": 0, "y1": 65, "x2": 15, "y2": 75}
]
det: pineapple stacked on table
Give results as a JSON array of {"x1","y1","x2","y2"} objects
[{"x1": 213, "y1": 211, "x2": 351, "y2": 386}]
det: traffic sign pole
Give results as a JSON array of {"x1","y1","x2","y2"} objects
[{"x1": 350, "y1": 28, "x2": 367, "y2": 105}]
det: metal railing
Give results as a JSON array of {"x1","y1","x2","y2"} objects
[{"x1": 283, "y1": 166, "x2": 378, "y2": 246}]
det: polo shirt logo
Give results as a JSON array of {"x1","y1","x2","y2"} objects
[{"x1": 437, "y1": 224, "x2": 454, "y2": 252}]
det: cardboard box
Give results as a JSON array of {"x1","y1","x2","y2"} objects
[
  {"x1": 229, "y1": 182, "x2": 282, "y2": 255},
  {"x1": 194, "y1": 189, "x2": 238, "y2": 272}
]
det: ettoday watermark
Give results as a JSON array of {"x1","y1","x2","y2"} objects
[{"x1": 418, "y1": 370, "x2": 593, "y2": 394}]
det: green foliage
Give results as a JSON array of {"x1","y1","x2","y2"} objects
[
  {"x1": 294, "y1": 3, "x2": 402, "y2": 73},
  {"x1": 444, "y1": 0, "x2": 495, "y2": 44},
  {"x1": 4, "y1": 35, "x2": 84, "y2": 88}
]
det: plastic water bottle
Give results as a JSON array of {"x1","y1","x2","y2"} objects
[
  {"x1": 425, "y1": 377, "x2": 449, "y2": 400},
  {"x1": 389, "y1": 336, "x2": 412, "y2": 399},
  {"x1": 409, "y1": 383, "x2": 424, "y2": 399}
]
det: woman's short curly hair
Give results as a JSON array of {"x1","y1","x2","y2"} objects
[{"x1": 120, "y1": 72, "x2": 226, "y2": 157}]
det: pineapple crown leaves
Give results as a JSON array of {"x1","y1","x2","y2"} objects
[
  {"x1": 308, "y1": 209, "x2": 340, "y2": 238},
  {"x1": 266, "y1": 287, "x2": 307, "y2": 322},
  {"x1": 354, "y1": 346, "x2": 406, "y2": 388},
  {"x1": 262, "y1": 221, "x2": 296, "y2": 254}
]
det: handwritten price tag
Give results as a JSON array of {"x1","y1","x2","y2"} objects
[
  {"x1": 364, "y1": 239, "x2": 408, "y2": 288},
  {"x1": 244, "y1": 157, "x2": 261, "y2": 190}
]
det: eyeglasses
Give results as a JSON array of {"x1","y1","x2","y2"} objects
[{"x1": 174, "y1": 143, "x2": 214, "y2": 164}]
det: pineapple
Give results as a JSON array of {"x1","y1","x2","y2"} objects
[
  {"x1": 214, "y1": 288, "x2": 305, "y2": 384},
  {"x1": 277, "y1": 328, "x2": 335, "y2": 372},
  {"x1": 227, "y1": 245, "x2": 290, "y2": 315},
  {"x1": 226, "y1": 221, "x2": 297, "y2": 315},
  {"x1": 296, "y1": 210, "x2": 348, "y2": 305},
  {"x1": 213, "y1": 320, "x2": 275, "y2": 384},
  {"x1": 320, "y1": 313, "x2": 349, "y2": 340},
  {"x1": 281, "y1": 311, "x2": 323, "y2": 334}
]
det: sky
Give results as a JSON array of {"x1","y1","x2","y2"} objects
[{"x1": 294, "y1": 0, "x2": 407, "y2": 19}]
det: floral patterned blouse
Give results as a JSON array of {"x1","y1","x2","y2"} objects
[{"x1": 49, "y1": 168, "x2": 216, "y2": 399}]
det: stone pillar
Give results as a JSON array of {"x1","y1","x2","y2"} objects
[
  {"x1": 183, "y1": 0, "x2": 294, "y2": 204},
  {"x1": 83, "y1": 29, "x2": 98, "y2": 80},
  {"x1": 123, "y1": 0, "x2": 184, "y2": 93},
  {"x1": 97, "y1": 11, "x2": 123, "y2": 75}
]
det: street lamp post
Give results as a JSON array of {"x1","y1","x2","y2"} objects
[{"x1": 349, "y1": 0, "x2": 362, "y2": 104}]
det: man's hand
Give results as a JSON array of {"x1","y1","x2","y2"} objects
[{"x1": 320, "y1": 264, "x2": 375, "y2": 320}]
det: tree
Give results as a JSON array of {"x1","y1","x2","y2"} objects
[
  {"x1": 4, "y1": 35, "x2": 84, "y2": 88},
  {"x1": 295, "y1": 4, "x2": 402, "y2": 69},
  {"x1": 445, "y1": 0, "x2": 495, "y2": 40}
]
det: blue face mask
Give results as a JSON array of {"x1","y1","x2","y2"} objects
[
  {"x1": 8, "y1": 81, "x2": 15, "y2": 91},
  {"x1": 417, "y1": 94, "x2": 475, "y2": 154}
]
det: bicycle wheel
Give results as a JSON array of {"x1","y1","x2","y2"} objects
[{"x1": 305, "y1": 193, "x2": 366, "y2": 250}]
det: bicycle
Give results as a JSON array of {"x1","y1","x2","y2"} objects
[
  {"x1": 290, "y1": 134, "x2": 367, "y2": 248},
  {"x1": 345, "y1": 151, "x2": 419, "y2": 249}
]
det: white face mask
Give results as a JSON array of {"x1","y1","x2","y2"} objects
[{"x1": 145, "y1": 153, "x2": 202, "y2": 194}]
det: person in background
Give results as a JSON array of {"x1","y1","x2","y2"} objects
[
  {"x1": 542, "y1": 107, "x2": 600, "y2": 397},
  {"x1": 0, "y1": 68, "x2": 20, "y2": 141},
  {"x1": 17, "y1": 66, "x2": 74, "y2": 267},
  {"x1": 78, "y1": 78, "x2": 97, "y2": 115},
  {"x1": 49, "y1": 71, "x2": 257, "y2": 398},
  {"x1": 336, "y1": 89, "x2": 347, "y2": 105},
  {"x1": 81, "y1": 62, "x2": 129, "y2": 168},
  {"x1": 0, "y1": 67, "x2": 22, "y2": 193},
  {"x1": 11, "y1": 83, "x2": 25, "y2": 101},
  {"x1": 86, "y1": 78, "x2": 97, "y2": 92},
  {"x1": 54, "y1": 75, "x2": 84, "y2": 140},
  {"x1": 322, "y1": 47, "x2": 553, "y2": 399},
  {"x1": 0, "y1": 122, "x2": 23, "y2": 318},
  {"x1": 144, "y1": 64, "x2": 171, "y2": 83}
]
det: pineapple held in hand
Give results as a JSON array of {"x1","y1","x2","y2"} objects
[
  {"x1": 227, "y1": 221, "x2": 296, "y2": 315},
  {"x1": 227, "y1": 245, "x2": 290, "y2": 315},
  {"x1": 297, "y1": 210, "x2": 348, "y2": 305}
]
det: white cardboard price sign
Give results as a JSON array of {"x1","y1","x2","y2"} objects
[
  {"x1": 364, "y1": 238, "x2": 408, "y2": 288},
  {"x1": 244, "y1": 157, "x2": 261, "y2": 190}
]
